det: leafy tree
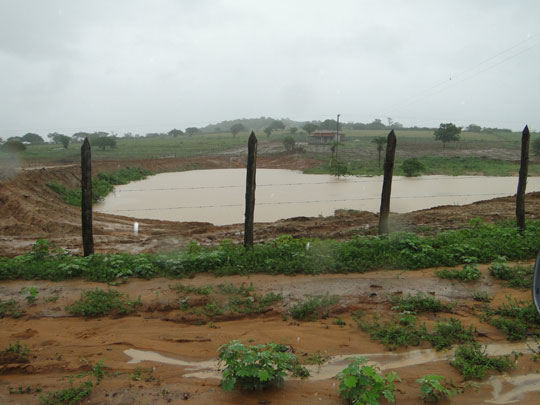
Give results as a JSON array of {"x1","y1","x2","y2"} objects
[
  {"x1": 320, "y1": 119, "x2": 338, "y2": 130},
  {"x1": 72, "y1": 132, "x2": 90, "y2": 142},
  {"x1": 290, "y1": 127, "x2": 298, "y2": 135},
  {"x1": 268, "y1": 120, "x2": 285, "y2": 131},
  {"x1": 1, "y1": 140, "x2": 26, "y2": 152},
  {"x1": 367, "y1": 118, "x2": 386, "y2": 130},
  {"x1": 185, "y1": 127, "x2": 200, "y2": 136},
  {"x1": 434, "y1": 123, "x2": 461, "y2": 149},
  {"x1": 371, "y1": 137, "x2": 386, "y2": 168},
  {"x1": 532, "y1": 138, "x2": 540, "y2": 156},
  {"x1": 230, "y1": 123, "x2": 246, "y2": 138},
  {"x1": 21, "y1": 133, "x2": 44, "y2": 144},
  {"x1": 466, "y1": 124, "x2": 482, "y2": 133},
  {"x1": 264, "y1": 127, "x2": 272, "y2": 138},
  {"x1": 401, "y1": 158, "x2": 425, "y2": 177},
  {"x1": 283, "y1": 136, "x2": 296, "y2": 153},
  {"x1": 92, "y1": 137, "x2": 117, "y2": 150},
  {"x1": 302, "y1": 123, "x2": 319, "y2": 135},
  {"x1": 49, "y1": 133, "x2": 70, "y2": 149},
  {"x1": 168, "y1": 128, "x2": 184, "y2": 137}
]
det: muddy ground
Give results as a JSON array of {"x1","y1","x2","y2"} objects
[
  {"x1": 2, "y1": 155, "x2": 540, "y2": 404},
  {"x1": 1, "y1": 154, "x2": 540, "y2": 257},
  {"x1": 1, "y1": 264, "x2": 540, "y2": 404}
]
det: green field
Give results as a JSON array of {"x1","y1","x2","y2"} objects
[{"x1": 3, "y1": 129, "x2": 539, "y2": 177}]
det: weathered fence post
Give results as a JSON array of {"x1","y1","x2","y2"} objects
[
  {"x1": 244, "y1": 131, "x2": 257, "y2": 247},
  {"x1": 81, "y1": 138, "x2": 94, "y2": 256},
  {"x1": 516, "y1": 125, "x2": 530, "y2": 234},
  {"x1": 379, "y1": 130, "x2": 397, "y2": 235}
]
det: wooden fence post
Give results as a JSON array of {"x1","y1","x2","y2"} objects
[
  {"x1": 516, "y1": 125, "x2": 530, "y2": 234},
  {"x1": 379, "y1": 130, "x2": 397, "y2": 235},
  {"x1": 81, "y1": 138, "x2": 94, "y2": 256},
  {"x1": 244, "y1": 131, "x2": 257, "y2": 247}
]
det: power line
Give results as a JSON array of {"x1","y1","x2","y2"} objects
[{"x1": 387, "y1": 31, "x2": 540, "y2": 114}]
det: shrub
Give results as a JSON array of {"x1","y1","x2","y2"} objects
[
  {"x1": 356, "y1": 313, "x2": 427, "y2": 350},
  {"x1": 390, "y1": 293, "x2": 453, "y2": 313},
  {"x1": 435, "y1": 264, "x2": 481, "y2": 281},
  {"x1": 217, "y1": 341, "x2": 308, "y2": 391},
  {"x1": 1, "y1": 341, "x2": 30, "y2": 363},
  {"x1": 67, "y1": 289, "x2": 141, "y2": 318},
  {"x1": 1, "y1": 140, "x2": 26, "y2": 152},
  {"x1": 427, "y1": 318, "x2": 476, "y2": 351},
  {"x1": 336, "y1": 357, "x2": 400, "y2": 405},
  {"x1": 489, "y1": 258, "x2": 532, "y2": 288},
  {"x1": 39, "y1": 381, "x2": 93, "y2": 405},
  {"x1": 416, "y1": 374, "x2": 456, "y2": 403},
  {"x1": 450, "y1": 342, "x2": 515, "y2": 380},
  {"x1": 401, "y1": 158, "x2": 425, "y2": 177},
  {"x1": 289, "y1": 295, "x2": 339, "y2": 320}
]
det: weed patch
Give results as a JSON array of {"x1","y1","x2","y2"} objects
[
  {"x1": 481, "y1": 297, "x2": 540, "y2": 341},
  {"x1": 436, "y1": 264, "x2": 481, "y2": 281},
  {"x1": 390, "y1": 293, "x2": 454, "y2": 313},
  {"x1": 0, "y1": 341, "x2": 30, "y2": 363},
  {"x1": 289, "y1": 295, "x2": 339, "y2": 321},
  {"x1": 0, "y1": 299, "x2": 22, "y2": 318},
  {"x1": 450, "y1": 342, "x2": 515, "y2": 380},
  {"x1": 489, "y1": 258, "x2": 532, "y2": 288},
  {"x1": 356, "y1": 313, "x2": 427, "y2": 350},
  {"x1": 67, "y1": 289, "x2": 141, "y2": 318},
  {"x1": 427, "y1": 318, "x2": 476, "y2": 350}
]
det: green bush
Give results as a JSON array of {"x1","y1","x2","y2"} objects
[
  {"x1": 39, "y1": 381, "x2": 93, "y2": 405},
  {"x1": 217, "y1": 341, "x2": 308, "y2": 391},
  {"x1": 427, "y1": 318, "x2": 476, "y2": 350},
  {"x1": 416, "y1": 374, "x2": 456, "y2": 403},
  {"x1": 67, "y1": 289, "x2": 141, "y2": 318},
  {"x1": 336, "y1": 357, "x2": 400, "y2": 405},
  {"x1": 401, "y1": 158, "x2": 425, "y2": 177},
  {"x1": 289, "y1": 295, "x2": 339, "y2": 320},
  {"x1": 489, "y1": 258, "x2": 532, "y2": 288},
  {"x1": 435, "y1": 264, "x2": 481, "y2": 281},
  {"x1": 356, "y1": 313, "x2": 427, "y2": 350},
  {"x1": 450, "y1": 342, "x2": 515, "y2": 380},
  {"x1": 390, "y1": 293, "x2": 453, "y2": 313}
]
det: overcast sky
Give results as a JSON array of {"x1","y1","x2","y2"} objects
[{"x1": 0, "y1": 0, "x2": 539, "y2": 137}]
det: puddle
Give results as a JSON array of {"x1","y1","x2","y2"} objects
[
  {"x1": 97, "y1": 170, "x2": 540, "y2": 225},
  {"x1": 124, "y1": 341, "x2": 535, "y2": 382},
  {"x1": 486, "y1": 374, "x2": 540, "y2": 404},
  {"x1": 124, "y1": 342, "x2": 540, "y2": 402}
]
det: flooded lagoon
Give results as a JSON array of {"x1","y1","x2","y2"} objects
[{"x1": 95, "y1": 169, "x2": 540, "y2": 225}]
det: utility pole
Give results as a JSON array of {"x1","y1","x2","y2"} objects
[{"x1": 335, "y1": 114, "x2": 340, "y2": 161}]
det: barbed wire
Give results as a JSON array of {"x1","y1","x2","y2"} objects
[
  {"x1": 115, "y1": 175, "x2": 496, "y2": 193},
  {"x1": 109, "y1": 191, "x2": 512, "y2": 212}
]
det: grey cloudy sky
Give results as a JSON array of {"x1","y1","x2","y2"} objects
[{"x1": 0, "y1": 0, "x2": 539, "y2": 136}]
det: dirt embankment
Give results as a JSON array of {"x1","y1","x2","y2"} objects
[{"x1": 1, "y1": 155, "x2": 540, "y2": 256}]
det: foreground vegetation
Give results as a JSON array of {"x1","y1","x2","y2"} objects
[{"x1": 1, "y1": 219, "x2": 539, "y2": 282}]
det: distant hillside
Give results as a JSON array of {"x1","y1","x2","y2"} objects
[{"x1": 200, "y1": 117, "x2": 306, "y2": 133}]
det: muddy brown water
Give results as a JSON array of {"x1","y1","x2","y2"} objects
[{"x1": 96, "y1": 169, "x2": 540, "y2": 225}]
